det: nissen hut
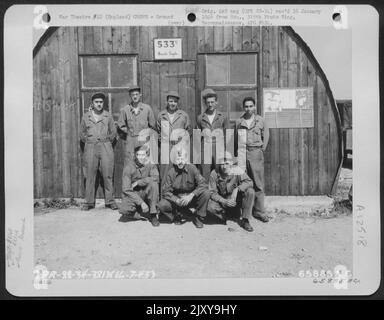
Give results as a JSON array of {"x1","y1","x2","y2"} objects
[{"x1": 33, "y1": 26, "x2": 343, "y2": 198}]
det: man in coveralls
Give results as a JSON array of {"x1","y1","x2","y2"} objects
[
  {"x1": 158, "y1": 147, "x2": 210, "y2": 228},
  {"x1": 235, "y1": 97, "x2": 270, "y2": 222},
  {"x1": 196, "y1": 88, "x2": 229, "y2": 180},
  {"x1": 80, "y1": 92, "x2": 118, "y2": 211},
  {"x1": 117, "y1": 86, "x2": 157, "y2": 166},
  {"x1": 207, "y1": 151, "x2": 255, "y2": 232},
  {"x1": 157, "y1": 91, "x2": 191, "y2": 184},
  {"x1": 119, "y1": 144, "x2": 160, "y2": 227}
]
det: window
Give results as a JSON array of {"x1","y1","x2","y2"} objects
[
  {"x1": 80, "y1": 55, "x2": 138, "y2": 119},
  {"x1": 204, "y1": 54, "x2": 258, "y2": 121}
]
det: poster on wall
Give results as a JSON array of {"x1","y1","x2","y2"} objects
[{"x1": 263, "y1": 87, "x2": 314, "y2": 128}]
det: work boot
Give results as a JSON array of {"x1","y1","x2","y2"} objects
[
  {"x1": 253, "y1": 212, "x2": 270, "y2": 223},
  {"x1": 216, "y1": 213, "x2": 227, "y2": 225},
  {"x1": 81, "y1": 204, "x2": 94, "y2": 211},
  {"x1": 240, "y1": 218, "x2": 254, "y2": 232},
  {"x1": 150, "y1": 214, "x2": 160, "y2": 227},
  {"x1": 192, "y1": 216, "x2": 204, "y2": 229},
  {"x1": 105, "y1": 203, "x2": 118, "y2": 210},
  {"x1": 173, "y1": 214, "x2": 182, "y2": 225}
]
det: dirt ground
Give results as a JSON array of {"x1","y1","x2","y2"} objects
[{"x1": 34, "y1": 169, "x2": 352, "y2": 278}]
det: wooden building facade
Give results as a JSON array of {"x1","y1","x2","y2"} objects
[{"x1": 33, "y1": 26, "x2": 343, "y2": 198}]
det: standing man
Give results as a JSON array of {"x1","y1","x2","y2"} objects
[
  {"x1": 158, "y1": 147, "x2": 210, "y2": 228},
  {"x1": 236, "y1": 97, "x2": 270, "y2": 222},
  {"x1": 119, "y1": 144, "x2": 160, "y2": 227},
  {"x1": 196, "y1": 88, "x2": 229, "y2": 179},
  {"x1": 80, "y1": 92, "x2": 118, "y2": 211},
  {"x1": 118, "y1": 86, "x2": 157, "y2": 166},
  {"x1": 207, "y1": 152, "x2": 255, "y2": 232},
  {"x1": 157, "y1": 91, "x2": 191, "y2": 183}
]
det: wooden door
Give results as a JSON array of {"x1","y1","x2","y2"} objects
[
  {"x1": 108, "y1": 61, "x2": 196, "y2": 197},
  {"x1": 141, "y1": 61, "x2": 196, "y2": 128}
]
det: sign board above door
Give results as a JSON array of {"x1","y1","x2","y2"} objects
[{"x1": 154, "y1": 38, "x2": 182, "y2": 60}]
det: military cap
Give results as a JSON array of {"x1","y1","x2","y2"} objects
[
  {"x1": 91, "y1": 92, "x2": 106, "y2": 101},
  {"x1": 128, "y1": 85, "x2": 141, "y2": 93},
  {"x1": 202, "y1": 88, "x2": 217, "y2": 99},
  {"x1": 166, "y1": 91, "x2": 180, "y2": 100}
]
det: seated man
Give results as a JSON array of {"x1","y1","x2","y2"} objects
[
  {"x1": 119, "y1": 144, "x2": 160, "y2": 227},
  {"x1": 158, "y1": 147, "x2": 210, "y2": 228},
  {"x1": 207, "y1": 152, "x2": 255, "y2": 232}
]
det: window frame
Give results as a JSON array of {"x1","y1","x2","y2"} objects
[
  {"x1": 79, "y1": 54, "x2": 139, "y2": 118},
  {"x1": 205, "y1": 54, "x2": 258, "y2": 87},
  {"x1": 202, "y1": 52, "x2": 259, "y2": 123}
]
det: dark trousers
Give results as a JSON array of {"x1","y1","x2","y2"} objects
[
  {"x1": 207, "y1": 188, "x2": 255, "y2": 220},
  {"x1": 83, "y1": 142, "x2": 115, "y2": 206},
  {"x1": 119, "y1": 181, "x2": 159, "y2": 215},
  {"x1": 158, "y1": 190, "x2": 211, "y2": 221},
  {"x1": 246, "y1": 148, "x2": 265, "y2": 215}
]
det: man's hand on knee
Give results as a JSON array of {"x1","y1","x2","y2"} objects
[{"x1": 141, "y1": 202, "x2": 149, "y2": 213}]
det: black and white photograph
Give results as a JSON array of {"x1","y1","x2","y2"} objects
[{"x1": 4, "y1": 4, "x2": 380, "y2": 296}]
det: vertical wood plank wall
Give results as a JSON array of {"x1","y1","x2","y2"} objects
[
  {"x1": 34, "y1": 27, "x2": 81, "y2": 198},
  {"x1": 33, "y1": 26, "x2": 342, "y2": 198}
]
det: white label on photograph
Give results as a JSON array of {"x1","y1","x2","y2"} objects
[
  {"x1": 263, "y1": 87, "x2": 313, "y2": 111},
  {"x1": 154, "y1": 38, "x2": 182, "y2": 60}
]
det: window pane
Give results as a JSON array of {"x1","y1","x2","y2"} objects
[
  {"x1": 215, "y1": 91, "x2": 228, "y2": 114},
  {"x1": 206, "y1": 55, "x2": 228, "y2": 86},
  {"x1": 230, "y1": 54, "x2": 256, "y2": 85},
  {"x1": 82, "y1": 91, "x2": 110, "y2": 114},
  {"x1": 111, "y1": 56, "x2": 137, "y2": 88},
  {"x1": 229, "y1": 90, "x2": 257, "y2": 120},
  {"x1": 82, "y1": 57, "x2": 108, "y2": 88},
  {"x1": 110, "y1": 92, "x2": 130, "y2": 120}
]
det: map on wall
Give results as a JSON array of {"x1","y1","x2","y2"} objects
[{"x1": 263, "y1": 87, "x2": 314, "y2": 128}]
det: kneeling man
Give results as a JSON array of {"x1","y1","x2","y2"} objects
[
  {"x1": 207, "y1": 152, "x2": 255, "y2": 232},
  {"x1": 119, "y1": 144, "x2": 160, "y2": 227},
  {"x1": 158, "y1": 147, "x2": 210, "y2": 228}
]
